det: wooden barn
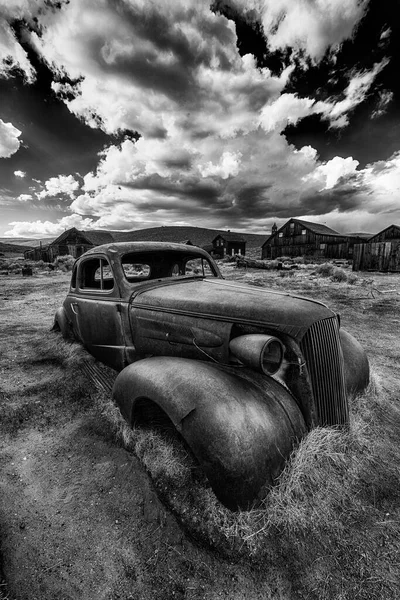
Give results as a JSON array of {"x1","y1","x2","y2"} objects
[
  {"x1": 212, "y1": 232, "x2": 246, "y2": 257},
  {"x1": 353, "y1": 224, "x2": 400, "y2": 272},
  {"x1": 261, "y1": 218, "x2": 366, "y2": 260},
  {"x1": 47, "y1": 228, "x2": 114, "y2": 262}
]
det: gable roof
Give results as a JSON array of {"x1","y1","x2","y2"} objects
[
  {"x1": 212, "y1": 232, "x2": 246, "y2": 243},
  {"x1": 368, "y1": 224, "x2": 400, "y2": 243},
  {"x1": 290, "y1": 218, "x2": 341, "y2": 236},
  {"x1": 82, "y1": 230, "x2": 115, "y2": 245},
  {"x1": 50, "y1": 228, "x2": 114, "y2": 247},
  {"x1": 262, "y1": 218, "x2": 343, "y2": 247}
]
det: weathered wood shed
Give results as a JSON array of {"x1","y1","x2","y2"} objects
[
  {"x1": 353, "y1": 225, "x2": 400, "y2": 271},
  {"x1": 261, "y1": 218, "x2": 365, "y2": 260},
  {"x1": 212, "y1": 232, "x2": 246, "y2": 257}
]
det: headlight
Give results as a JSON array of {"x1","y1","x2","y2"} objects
[{"x1": 229, "y1": 334, "x2": 284, "y2": 376}]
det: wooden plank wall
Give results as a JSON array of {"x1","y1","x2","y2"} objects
[{"x1": 353, "y1": 242, "x2": 400, "y2": 271}]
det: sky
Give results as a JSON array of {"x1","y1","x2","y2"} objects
[{"x1": 0, "y1": 0, "x2": 399, "y2": 239}]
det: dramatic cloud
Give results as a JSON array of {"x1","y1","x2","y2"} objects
[
  {"x1": 0, "y1": 119, "x2": 22, "y2": 158},
  {"x1": 0, "y1": 0, "x2": 37, "y2": 82},
  {"x1": 218, "y1": 0, "x2": 368, "y2": 61},
  {"x1": 1, "y1": 1, "x2": 399, "y2": 239},
  {"x1": 304, "y1": 156, "x2": 360, "y2": 190},
  {"x1": 37, "y1": 174, "x2": 80, "y2": 200}
]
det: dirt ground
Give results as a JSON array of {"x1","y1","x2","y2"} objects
[{"x1": 1, "y1": 266, "x2": 400, "y2": 599}]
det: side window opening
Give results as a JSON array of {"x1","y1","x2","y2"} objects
[
  {"x1": 70, "y1": 265, "x2": 77, "y2": 289},
  {"x1": 80, "y1": 258, "x2": 114, "y2": 291},
  {"x1": 184, "y1": 258, "x2": 213, "y2": 277},
  {"x1": 122, "y1": 261, "x2": 151, "y2": 282}
]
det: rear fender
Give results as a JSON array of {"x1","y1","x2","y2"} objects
[
  {"x1": 112, "y1": 356, "x2": 306, "y2": 510},
  {"x1": 53, "y1": 307, "x2": 74, "y2": 340}
]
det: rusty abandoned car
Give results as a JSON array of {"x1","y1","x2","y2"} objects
[{"x1": 53, "y1": 242, "x2": 370, "y2": 510}]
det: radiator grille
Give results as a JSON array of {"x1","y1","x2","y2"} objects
[{"x1": 300, "y1": 317, "x2": 348, "y2": 427}]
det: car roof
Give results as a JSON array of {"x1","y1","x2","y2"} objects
[{"x1": 81, "y1": 241, "x2": 212, "y2": 258}]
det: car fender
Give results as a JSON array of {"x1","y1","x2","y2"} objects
[
  {"x1": 340, "y1": 328, "x2": 370, "y2": 396},
  {"x1": 112, "y1": 356, "x2": 306, "y2": 510},
  {"x1": 53, "y1": 306, "x2": 74, "y2": 340}
]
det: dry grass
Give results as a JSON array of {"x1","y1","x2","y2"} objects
[{"x1": 94, "y1": 376, "x2": 400, "y2": 598}]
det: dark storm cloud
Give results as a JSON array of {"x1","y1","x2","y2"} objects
[
  {"x1": 300, "y1": 185, "x2": 368, "y2": 216},
  {"x1": 121, "y1": 173, "x2": 222, "y2": 203}
]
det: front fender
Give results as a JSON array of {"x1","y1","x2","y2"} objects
[
  {"x1": 112, "y1": 357, "x2": 306, "y2": 510},
  {"x1": 340, "y1": 329, "x2": 370, "y2": 396}
]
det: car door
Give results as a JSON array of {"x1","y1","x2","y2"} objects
[{"x1": 73, "y1": 255, "x2": 126, "y2": 370}]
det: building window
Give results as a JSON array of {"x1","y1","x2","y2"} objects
[
  {"x1": 279, "y1": 232, "x2": 283, "y2": 238},
  {"x1": 302, "y1": 229, "x2": 306, "y2": 235},
  {"x1": 290, "y1": 222, "x2": 294, "y2": 229},
  {"x1": 320, "y1": 243, "x2": 326, "y2": 250}
]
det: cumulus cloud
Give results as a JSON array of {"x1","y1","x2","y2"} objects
[
  {"x1": 14, "y1": 170, "x2": 26, "y2": 178},
  {"x1": 23, "y1": 0, "x2": 290, "y2": 140},
  {"x1": 2, "y1": 0, "x2": 396, "y2": 238},
  {"x1": 17, "y1": 194, "x2": 32, "y2": 202},
  {"x1": 4, "y1": 214, "x2": 95, "y2": 238},
  {"x1": 0, "y1": 119, "x2": 22, "y2": 158},
  {"x1": 37, "y1": 174, "x2": 80, "y2": 200},
  {"x1": 304, "y1": 156, "x2": 360, "y2": 190}
]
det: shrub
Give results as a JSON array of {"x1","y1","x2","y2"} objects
[
  {"x1": 278, "y1": 269, "x2": 295, "y2": 278},
  {"x1": 330, "y1": 266, "x2": 348, "y2": 282},
  {"x1": 53, "y1": 255, "x2": 75, "y2": 271},
  {"x1": 315, "y1": 262, "x2": 335, "y2": 277}
]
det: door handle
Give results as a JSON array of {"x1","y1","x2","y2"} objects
[{"x1": 71, "y1": 302, "x2": 79, "y2": 315}]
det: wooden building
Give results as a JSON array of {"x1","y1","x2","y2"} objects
[
  {"x1": 212, "y1": 232, "x2": 246, "y2": 257},
  {"x1": 261, "y1": 218, "x2": 366, "y2": 260},
  {"x1": 45, "y1": 228, "x2": 114, "y2": 262},
  {"x1": 353, "y1": 224, "x2": 400, "y2": 272},
  {"x1": 24, "y1": 244, "x2": 50, "y2": 262}
]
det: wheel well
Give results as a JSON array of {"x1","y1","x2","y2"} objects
[
  {"x1": 52, "y1": 318, "x2": 61, "y2": 332},
  {"x1": 132, "y1": 397, "x2": 179, "y2": 436}
]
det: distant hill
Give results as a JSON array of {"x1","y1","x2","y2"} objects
[
  {"x1": 111, "y1": 226, "x2": 267, "y2": 249},
  {"x1": 0, "y1": 241, "x2": 34, "y2": 255},
  {"x1": 0, "y1": 237, "x2": 54, "y2": 248}
]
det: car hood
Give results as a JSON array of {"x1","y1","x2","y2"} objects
[{"x1": 130, "y1": 277, "x2": 335, "y2": 340}]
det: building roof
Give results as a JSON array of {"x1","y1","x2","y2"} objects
[
  {"x1": 290, "y1": 218, "x2": 341, "y2": 236},
  {"x1": 368, "y1": 224, "x2": 400, "y2": 243},
  {"x1": 50, "y1": 227, "x2": 114, "y2": 247},
  {"x1": 212, "y1": 232, "x2": 246, "y2": 243},
  {"x1": 82, "y1": 230, "x2": 115, "y2": 245},
  {"x1": 262, "y1": 218, "x2": 344, "y2": 247}
]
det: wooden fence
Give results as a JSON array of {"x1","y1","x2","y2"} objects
[{"x1": 353, "y1": 241, "x2": 400, "y2": 272}]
